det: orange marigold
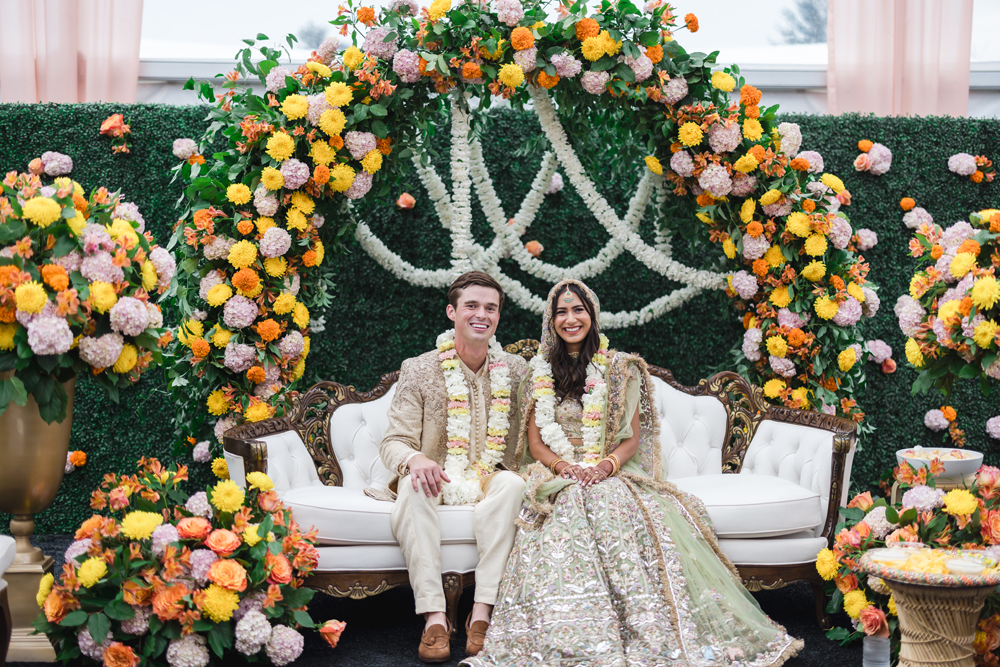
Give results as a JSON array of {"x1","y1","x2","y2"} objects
[
  {"x1": 537, "y1": 71, "x2": 559, "y2": 89},
  {"x1": 788, "y1": 328, "x2": 806, "y2": 347},
  {"x1": 377, "y1": 137, "x2": 393, "y2": 155},
  {"x1": 191, "y1": 338, "x2": 211, "y2": 358},
  {"x1": 236, "y1": 220, "x2": 255, "y2": 236},
  {"x1": 900, "y1": 197, "x2": 916, "y2": 211},
  {"x1": 958, "y1": 239, "x2": 981, "y2": 256},
  {"x1": 991, "y1": 213, "x2": 1000, "y2": 233},
  {"x1": 0, "y1": 304, "x2": 15, "y2": 324},
  {"x1": 576, "y1": 18, "x2": 599, "y2": 40},
  {"x1": 313, "y1": 165, "x2": 331, "y2": 185},
  {"x1": 696, "y1": 193, "x2": 714, "y2": 207},
  {"x1": 685, "y1": 13, "x2": 699, "y2": 32},
  {"x1": 356, "y1": 6, "x2": 376, "y2": 24},
  {"x1": 858, "y1": 140, "x2": 873, "y2": 152},
  {"x1": 744, "y1": 104, "x2": 760, "y2": 119},
  {"x1": 942, "y1": 406, "x2": 957, "y2": 422},
  {"x1": 742, "y1": 312, "x2": 757, "y2": 329},
  {"x1": 302, "y1": 249, "x2": 318, "y2": 267},
  {"x1": 511, "y1": 26, "x2": 534, "y2": 51},
  {"x1": 802, "y1": 199, "x2": 816, "y2": 213},
  {"x1": 247, "y1": 366, "x2": 266, "y2": 383},
  {"x1": 972, "y1": 170, "x2": 985, "y2": 183},
  {"x1": 329, "y1": 135, "x2": 344, "y2": 150},
  {"x1": 931, "y1": 244, "x2": 944, "y2": 259},
  {"x1": 73, "y1": 192, "x2": 88, "y2": 211},
  {"x1": 189, "y1": 154, "x2": 206, "y2": 166},
  {"x1": 0, "y1": 265, "x2": 16, "y2": 286},
  {"x1": 830, "y1": 275, "x2": 846, "y2": 290},
  {"x1": 41, "y1": 264, "x2": 69, "y2": 292},
  {"x1": 746, "y1": 220, "x2": 764, "y2": 237},
  {"x1": 256, "y1": 319, "x2": 281, "y2": 342},
  {"x1": 462, "y1": 62, "x2": 483, "y2": 80},
  {"x1": 232, "y1": 268, "x2": 259, "y2": 293},
  {"x1": 790, "y1": 157, "x2": 810, "y2": 171},
  {"x1": 419, "y1": 57, "x2": 432, "y2": 75},
  {"x1": 748, "y1": 145, "x2": 765, "y2": 162},
  {"x1": 752, "y1": 259, "x2": 768, "y2": 276},
  {"x1": 645, "y1": 44, "x2": 663, "y2": 64},
  {"x1": 68, "y1": 450, "x2": 87, "y2": 467},
  {"x1": 740, "y1": 84, "x2": 762, "y2": 106}
]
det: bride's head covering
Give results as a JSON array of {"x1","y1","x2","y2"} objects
[{"x1": 539, "y1": 279, "x2": 601, "y2": 357}]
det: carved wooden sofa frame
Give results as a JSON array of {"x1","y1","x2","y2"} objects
[{"x1": 224, "y1": 340, "x2": 855, "y2": 629}]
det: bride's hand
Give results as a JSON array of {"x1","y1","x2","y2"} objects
[
  {"x1": 559, "y1": 464, "x2": 585, "y2": 481},
  {"x1": 580, "y1": 463, "x2": 610, "y2": 487}
]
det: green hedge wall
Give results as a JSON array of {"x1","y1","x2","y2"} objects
[{"x1": 1, "y1": 103, "x2": 997, "y2": 534}]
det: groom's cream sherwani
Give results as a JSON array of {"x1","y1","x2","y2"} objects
[{"x1": 374, "y1": 348, "x2": 526, "y2": 614}]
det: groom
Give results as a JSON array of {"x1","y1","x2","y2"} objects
[{"x1": 377, "y1": 272, "x2": 526, "y2": 662}]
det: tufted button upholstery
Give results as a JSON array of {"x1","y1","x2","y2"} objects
[
  {"x1": 229, "y1": 431, "x2": 323, "y2": 494},
  {"x1": 740, "y1": 419, "x2": 835, "y2": 537},
  {"x1": 328, "y1": 387, "x2": 396, "y2": 492},
  {"x1": 650, "y1": 377, "x2": 728, "y2": 479}
]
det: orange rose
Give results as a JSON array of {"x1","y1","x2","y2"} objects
[
  {"x1": 259, "y1": 490, "x2": 282, "y2": 512},
  {"x1": 834, "y1": 573, "x2": 858, "y2": 594},
  {"x1": 76, "y1": 514, "x2": 106, "y2": 540},
  {"x1": 205, "y1": 529, "x2": 241, "y2": 556},
  {"x1": 982, "y1": 510, "x2": 1000, "y2": 545},
  {"x1": 122, "y1": 580, "x2": 152, "y2": 606},
  {"x1": 319, "y1": 619, "x2": 347, "y2": 648},
  {"x1": 103, "y1": 642, "x2": 140, "y2": 667},
  {"x1": 266, "y1": 552, "x2": 294, "y2": 584},
  {"x1": 152, "y1": 582, "x2": 189, "y2": 621},
  {"x1": 177, "y1": 517, "x2": 213, "y2": 541},
  {"x1": 208, "y1": 559, "x2": 248, "y2": 592},
  {"x1": 43, "y1": 590, "x2": 70, "y2": 623},
  {"x1": 100, "y1": 113, "x2": 125, "y2": 135},
  {"x1": 859, "y1": 606, "x2": 889, "y2": 637},
  {"x1": 847, "y1": 491, "x2": 874, "y2": 511},
  {"x1": 396, "y1": 193, "x2": 416, "y2": 209}
]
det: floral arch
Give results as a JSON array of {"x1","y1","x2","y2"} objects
[{"x1": 169, "y1": 0, "x2": 877, "y2": 445}]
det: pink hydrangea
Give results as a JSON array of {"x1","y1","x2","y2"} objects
[
  {"x1": 581, "y1": 71, "x2": 610, "y2": 95},
  {"x1": 149, "y1": 247, "x2": 176, "y2": 288},
  {"x1": 364, "y1": 27, "x2": 398, "y2": 60},
  {"x1": 54, "y1": 250, "x2": 82, "y2": 272},
  {"x1": 987, "y1": 358, "x2": 1000, "y2": 381},
  {"x1": 82, "y1": 224, "x2": 114, "y2": 254},
  {"x1": 223, "y1": 296, "x2": 259, "y2": 329},
  {"x1": 777, "y1": 307, "x2": 810, "y2": 329},
  {"x1": 81, "y1": 252, "x2": 124, "y2": 284},
  {"x1": 545, "y1": 172, "x2": 564, "y2": 195},
  {"x1": 189, "y1": 549, "x2": 218, "y2": 584},
  {"x1": 832, "y1": 297, "x2": 862, "y2": 327},
  {"x1": 151, "y1": 523, "x2": 179, "y2": 558},
  {"x1": 64, "y1": 452, "x2": 78, "y2": 473},
  {"x1": 279, "y1": 159, "x2": 310, "y2": 190},
  {"x1": 829, "y1": 215, "x2": 852, "y2": 249},
  {"x1": 234, "y1": 591, "x2": 267, "y2": 622},
  {"x1": 512, "y1": 47, "x2": 537, "y2": 74},
  {"x1": 265, "y1": 66, "x2": 293, "y2": 93},
  {"x1": 988, "y1": 416, "x2": 1000, "y2": 440},
  {"x1": 236, "y1": 610, "x2": 272, "y2": 656},
  {"x1": 924, "y1": 409, "x2": 949, "y2": 431},
  {"x1": 16, "y1": 301, "x2": 56, "y2": 327},
  {"x1": 392, "y1": 49, "x2": 422, "y2": 83},
  {"x1": 495, "y1": 0, "x2": 524, "y2": 26},
  {"x1": 284, "y1": 273, "x2": 301, "y2": 296},
  {"x1": 861, "y1": 287, "x2": 880, "y2": 318},
  {"x1": 662, "y1": 76, "x2": 687, "y2": 104},
  {"x1": 866, "y1": 340, "x2": 892, "y2": 364},
  {"x1": 109, "y1": 297, "x2": 150, "y2": 336},
  {"x1": 121, "y1": 606, "x2": 152, "y2": 636},
  {"x1": 254, "y1": 187, "x2": 279, "y2": 217},
  {"x1": 166, "y1": 633, "x2": 210, "y2": 667},
  {"x1": 265, "y1": 625, "x2": 304, "y2": 667},
  {"x1": 79, "y1": 333, "x2": 124, "y2": 369},
  {"x1": 730, "y1": 173, "x2": 756, "y2": 198},
  {"x1": 306, "y1": 93, "x2": 331, "y2": 126},
  {"x1": 948, "y1": 153, "x2": 977, "y2": 176},
  {"x1": 41, "y1": 151, "x2": 73, "y2": 176},
  {"x1": 345, "y1": 171, "x2": 373, "y2": 199},
  {"x1": 867, "y1": 143, "x2": 892, "y2": 175},
  {"x1": 762, "y1": 199, "x2": 793, "y2": 218},
  {"x1": 260, "y1": 227, "x2": 292, "y2": 258},
  {"x1": 742, "y1": 233, "x2": 770, "y2": 260},
  {"x1": 185, "y1": 491, "x2": 213, "y2": 518},
  {"x1": 769, "y1": 355, "x2": 796, "y2": 378},
  {"x1": 708, "y1": 122, "x2": 742, "y2": 154},
  {"x1": 64, "y1": 538, "x2": 92, "y2": 563},
  {"x1": 942, "y1": 221, "x2": 975, "y2": 251},
  {"x1": 192, "y1": 440, "x2": 211, "y2": 463},
  {"x1": 742, "y1": 328, "x2": 762, "y2": 362},
  {"x1": 698, "y1": 164, "x2": 732, "y2": 197},
  {"x1": 199, "y1": 271, "x2": 225, "y2": 301},
  {"x1": 862, "y1": 505, "x2": 895, "y2": 539},
  {"x1": 776, "y1": 123, "x2": 801, "y2": 157},
  {"x1": 278, "y1": 331, "x2": 305, "y2": 359},
  {"x1": 77, "y1": 626, "x2": 111, "y2": 661},
  {"x1": 344, "y1": 131, "x2": 377, "y2": 160},
  {"x1": 390, "y1": 0, "x2": 418, "y2": 14},
  {"x1": 317, "y1": 37, "x2": 339, "y2": 64},
  {"x1": 172, "y1": 139, "x2": 198, "y2": 160},
  {"x1": 821, "y1": 403, "x2": 836, "y2": 415},
  {"x1": 855, "y1": 229, "x2": 878, "y2": 251},
  {"x1": 669, "y1": 151, "x2": 694, "y2": 178},
  {"x1": 310, "y1": 214, "x2": 325, "y2": 229},
  {"x1": 213, "y1": 416, "x2": 237, "y2": 443},
  {"x1": 731, "y1": 270, "x2": 758, "y2": 299},
  {"x1": 903, "y1": 207, "x2": 932, "y2": 229},
  {"x1": 551, "y1": 52, "x2": 581, "y2": 78},
  {"x1": 625, "y1": 53, "x2": 653, "y2": 82},
  {"x1": 796, "y1": 150, "x2": 824, "y2": 173},
  {"x1": 902, "y1": 485, "x2": 945, "y2": 511},
  {"x1": 224, "y1": 342, "x2": 256, "y2": 371},
  {"x1": 27, "y1": 317, "x2": 73, "y2": 355}
]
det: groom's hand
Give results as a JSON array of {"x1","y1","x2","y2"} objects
[{"x1": 407, "y1": 454, "x2": 451, "y2": 497}]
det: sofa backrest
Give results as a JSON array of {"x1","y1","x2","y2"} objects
[
  {"x1": 650, "y1": 376, "x2": 728, "y2": 479},
  {"x1": 327, "y1": 386, "x2": 397, "y2": 490}
]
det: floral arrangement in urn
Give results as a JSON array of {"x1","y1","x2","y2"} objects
[
  {"x1": 817, "y1": 461, "x2": 1000, "y2": 665},
  {"x1": 33, "y1": 458, "x2": 344, "y2": 666},
  {"x1": 0, "y1": 170, "x2": 172, "y2": 423}
]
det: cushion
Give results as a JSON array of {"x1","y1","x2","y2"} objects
[
  {"x1": 0, "y1": 535, "x2": 15, "y2": 576},
  {"x1": 671, "y1": 474, "x2": 822, "y2": 538},
  {"x1": 650, "y1": 377, "x2": 728, "y2": 479},
  {"x1": 316, "y1": 544, "x2": 479, "y2": 573},
  {"x1": 718, "y1": 532, "x2": 829, "y2": 566},
  {"x1": 282, "y1": 486, "x2": 476, "y2": 546},
  {"x1": 328, "y1": 387, "x2": 395, "y2": 491}
]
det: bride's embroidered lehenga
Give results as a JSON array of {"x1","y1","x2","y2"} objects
[{"x1": 463, "y1": 280, "x2": 802, "y2": 667}]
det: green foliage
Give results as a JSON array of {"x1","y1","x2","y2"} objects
[{"x1": 0, "y1": 102, "x2": 998, "y2": 534}]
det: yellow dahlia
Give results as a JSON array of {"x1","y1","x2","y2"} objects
[
  {"x1": 972, "y1": 275, "x2": 1000, "y2": 310},
  {"x1": 722, "y1": 238, "x2": 736, "y2": 259},
  {"x1": 22, "y1": 197, "x2": 63, "y2": 227},
  {"x1": 77, "y1": 557, "x2": 108, "y2": 588},
  {"x1": 211, "y1": 479, "x2": 245, "y2": 513},
  {"x1": 113, "y1": 344, "x2": 138, "y2": 374},
  {"x1": 847, "y1": 282, "x2": 865, "y2": 302},
  {"x1": 36, "y1": 573, "x2": 54, "y2": 607},
  {"x1": 581, "y1": 36, "x2": 606, "y2": 61},
  {"x1": 804, "y1": 234, "x2": 828, "y2": 257},
  {"x1": 261, "y1": 167, "x2": 284, "y2": 191},
  {"x1": 67, "y1": 210, "x2": 86, "y2": 236},
  {"x1": 319, "y1": 108, "x2": 348, "y2": 137},
  {"x1": 760, "y1": 189, "x2": 782, "y2": 206},
  {"x1": 888, "y1": 595, "x2": 897, "y2": 616},
  {"x1": 178, "y1": 319, "x2": 204, "y2": 346},
  {"x1": 228, "y1": 240, "x2": 258, "y2": 269},
  {"x1": 120, "y1": 511, "x2": 163, "y2": 540},
  {"x1": 905, "y1": 338, "x2": 924, "y2": 367},
  {"x1": 838, "y1": 347, "x2": 856, "y2": 372},
  {"x1": 814, "y1": 296, "x2": 839, "y2": 320},
  {"x1": 428, "y1": 0, "x2": 450, "y2": 21},
  {"x1": 141, "y1": 261, "x2": 157, "y2": 291},
  {"x1": 740, "y1": 198, "x2": 756, "y2": 223},
  {"x1": 88, "y1": 281, "x2": 118, "y2": 314},
  {"x1": 286, "y1": 209, "x2": 308, "y2": 231},
  {"x1": 0, "y1": 323, "x2": 18, "y2": 351},
  {"x1": 210, "y1": 327, "x2": 232, "y2": 348},
  {"x1": 764, "y1": 245, "x2": 785, "y2": 268},
  {"x1": 306, "y1": 61, "x2": 332, "y2": 78},
  {"x1": 791, "y1": 386, "x2": 810, "y2": 408},
  {"x1": 14, "y1": 281, "x2": 47, "y2": 313},
  {"x1": 678, "y1": 122, "x2": 703, "y2": 147},
  {"x1": 273, "y1": 293, "x2": 296, "y2": 315},
  {"x1": 325, "y1": 81, "x2": 354, "y2": 106},
  {"x1": 801, "y1": 260, "x2": 826, "y2": 282},
  {"x1": 206, "y1": 284, "x2": 233, "y2": 307},
  {"x1": 280, "y1": 94, "x2": 309, "y2": 120},
  {"x1": 265, "y1": 132, "x2": 295, "y2": 162},
  {"x1": 198, "y1": 584, "x2": 241, "y2": 623}
]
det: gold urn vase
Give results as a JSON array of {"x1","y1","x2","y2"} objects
[{"x1": 0, "y1": 374, "x2": 76, "y2": 663}]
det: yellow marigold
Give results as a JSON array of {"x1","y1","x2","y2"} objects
[
  {"x1": 678, "y1": 122, "x2": 703, "y2": 147},
  {"x1": 211, "y1": 479, "x2": 245, "y2": 513},
  {"x1": 739, "y1": 198, "x2": 755, "y2": 223},
  {"x1": 711, "y1": 71, "x2": 735, "y2": 92},
  {"x1": 971, "y1": 275, "x2": 1000, "y2": 310},
  {"x1": 261, "y1": 167, "x2": 284, "y2": 190},
  {"x1": 846, "y1": 282, "x2": 865, "y2": 302},
  {"x1": 141, "y1": 261, "x2": 157, "y2": 291},
  {"x1": 769, "y1": 285, "x2": 791, "y2": 308},
  {"x1": 905, "y1": 338, "x2": 924, "y2": 368},
  {"x1": 22, "y1": 196, "x2": 63, "y2": 227},
  {"x1": 843, "y1": 590, "x2": 869, "y2": 620},
  {"x1": 766, "y1": 335, "x2": 788, "y2": 358},
  {"x1": 601, "y1": 31, "x2": 622, "y2": 56},
  {"x1": 802, "y1": 260, "x2": 826, "y2": 282},
  {"x1": 211, "y1": 327, "x2": 232, "y2": 348},
  {"x1": 480, "y1": 38, "x2": 505, "y2": 60},
  {"x1": 821, "y1": 173, "x2": 845, "y2": 194},
  {"x1": 733, "y1": 154, "x2": 758, "y2": 173},
  {"x1": 581, "y1": 35, "x2": 606, "y2": 61},
  {"x1": 722, "y1": 238, "x2": 736, "y2": 259},
  {"x1": 263, "y1": 257, "x2": 288, "y2": 277},
  {"x1": 290, "y1": 191, "x2": 315, "y2": 214},
  {"x1": 643, "y1": 156, "x2": 663, "y2": 175},
  {"x1": 814, "y1": 296, "x2": 839, "y2": 320},
  {"x1": 266, "y1": 132, "x2": 295, "y2": 162},
  {"x1": 804, "y1": 234, "x2": 828, "y2": 257},
  {"x1": 949, "y1": 252, "x2": 976, "y2": 279},
  {"x1": 341, "y1": 47, "x2": 364, "y2": 72},
  {"x1": 206, "y1": 284, "x2": 233, "y2": 307},
  {"x1": 328, "y1": 163, "x2": 356, "y2": 193},
  {"x1": 67, "y1": 210, "x2": 86, "y2": 236},
  {"x1": 786, "y1": 212, "x2": 811, "y2": 237},
  {"x1": 974, "y1": 320, "x2": 998, "y2": 349},
  {"x1": 816, "y1": 548, "x2": 838, "y2": 581},
  {"x1": 764, "y1": 245, "x2": 785, "y2": 268},
  {"x1": 273, "y1": 293, "x2": 297, "y2": 315},
  {"x1": 286, "y1": 208, "x2": 308, "y2": 231},
  {"x1": 293, "y1": 302, "x2": 310, "y2": 329},
  {"x1": 361, "y1": 149, "x2": 383, "y2": 174},
  {"x1": 280, "y1": 94, "x2": 309, "y2": 120},
  {"x1": 207, "y1": 389, "x2": 229, "y2": 416},
  {"x1": 428, "y1": 0, "x2": 450, "y2": 20},
  {"x1": 36, "y1": 572, "x2": 55, "y2": 607},
  {"x1": 760, "y1": 189, "x2": 782, "y2": 206},
  {"x1": 838, "y1": 347, "x2": 856, "y2": 372},
  {"x1": 309, "y1": 140, "x2": 337, "y2": 167},
  {"x1": 228, "y1": 240, "x2": 258, "y2": 269},
  {"x1": 14, "y1": 281, "x2": 47, "y2": 313},
  {"x1": 177, "y1": 319, "x2": 203, "y2": 348},
  {"x1": 198, "y1": 584, "x2": 241, "y2": 623},
  {"x1": 226, "y1": 183, "x2": 252, "y2": 206},
  {"x1": 319, "y1": 108, "x2": 348, "y2": 138},
  {"x1": 742, "y1": 118, "x2": 763, "y2": 141},
  {"x1": 943, "y1": 488, "x2": 978, "y2": 516},
  {"x1": 211, "y1": 457, "x2": 230, "y2": 480},
  {"x1": 113, "y1": 344, "x2": 138, "y2": 374},
  {"x1": 306, "y1": 61, "x2": 332, "y2": 78},
  {"x1": 0, "y1": 323, "x2": 17, "y2": 351},
  {"x1": 88, "y1": 281, "x2": 118, "y2": 314},
  {"x1": 291, "y1": 357, "x2": 306, "y2": 380},
  {"x1": 498, "y1": 63, "x2": 525, "y2": 88},
  {"x1": 120, "y1": 511, "x2": 163, "y2": 540},
  {"x1": 246, "y1": 471, "x2": 275, "y2": 491},
  {"x1": 245, "y1": 402, "x2": 273, "y2": 422},
  {"x1": 763, "y1": 379, "x2": 786, "y2": 399},
  {"x1": 77, "y1": 557, "x2": 108, "y2": 588}
]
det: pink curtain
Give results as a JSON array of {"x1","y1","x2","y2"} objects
[
  {"x1": 0, "y1": 0, "x2": 144, "y2": 103},
  {"x1": 828, "y1": 0, "x2": 973, "y2": 116}
]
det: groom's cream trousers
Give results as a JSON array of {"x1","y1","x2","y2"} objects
[{"x1": 390, "y1": 470, "x2": 524, "y2": 614}]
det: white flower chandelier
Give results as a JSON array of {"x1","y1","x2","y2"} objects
[{"x1": 352, "y1": 87, "x2": 728, "y2": 329}]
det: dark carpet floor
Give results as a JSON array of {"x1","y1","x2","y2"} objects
[{"x1": 10, "y1": 535, "x2": 862, "y2": 666}]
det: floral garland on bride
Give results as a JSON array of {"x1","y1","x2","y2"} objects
[
  {"x1": 437, "y1": 330, "x2": 512, "y2": 504},
  {"x1": 530, "y1": 334, "x2": 610, "y2": 468}
]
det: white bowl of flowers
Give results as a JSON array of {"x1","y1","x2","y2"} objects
[{"x1": 896, "y1": 446, "x2": 983, "y2": 482}]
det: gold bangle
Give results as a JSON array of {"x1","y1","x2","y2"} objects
[
  {"x1": 603, "y1": 453, "x2": 621, "y2": 476},
  {"x1": 549, "y1": 458, "x2": 565, "y2": 475}
]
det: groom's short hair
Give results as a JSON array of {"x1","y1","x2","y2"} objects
[{"x1": 448, "y1": 272, "x2": 505, "y2": 312}]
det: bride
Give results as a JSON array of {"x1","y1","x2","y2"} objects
[{"x1": 463, "y1": 279, "x2": 803, "y2": 666}]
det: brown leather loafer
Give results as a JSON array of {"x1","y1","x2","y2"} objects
[
  {"x1": 465, "y1": 613, "x2": 489, "y2": 657},
  {"x1": 419, "y1": 622, "x2": 451, "y2": 663}
]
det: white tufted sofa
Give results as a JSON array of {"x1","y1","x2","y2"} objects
[
  {"x1": 224, "y1": 347, "x2": 856, "y2": 628},
  {"x1": 1, "y1": 534, "x2": 15, "y2": 665}
]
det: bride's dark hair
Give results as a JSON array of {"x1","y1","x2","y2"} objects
[{"x1": 549, "y1": 283, "x2": 600, "y2": 402}]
